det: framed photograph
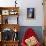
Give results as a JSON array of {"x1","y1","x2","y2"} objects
[
  {"x1": 2, "y1": 10, "x2": 9, "y2": 15},
  {"x1": 10, "y1": 11, "x2": 14, "y2": 15},
  {"x1": 27, "y1": 8, "x2": 34, "y2": 18},
  {"x1": 9, "y1": 10, "x2": 17, "y2": 15}
]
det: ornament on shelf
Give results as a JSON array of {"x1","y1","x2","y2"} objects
[
  {"x1": 5, "y1": 18, "x2": 8, "y2": 24},
  {"x1": 15, "y1": 0, "x2": 17, "y2": 7}
]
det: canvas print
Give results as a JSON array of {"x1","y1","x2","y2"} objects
[{"x1": 27, "y1": 8, "x2": 34, "y2": 18}]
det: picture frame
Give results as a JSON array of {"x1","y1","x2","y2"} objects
[
  {"x1": 27, "y1": 8, "x2": 34, "y2": 18},
  {"x1": 2, "y1": 10, "x2": 9, "y2": 15},
  {"x1": 9, "y1": 10, "x2": 18, "y2": 15}
]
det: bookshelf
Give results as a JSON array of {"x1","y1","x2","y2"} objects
[{"x1": 0, "y1": 7, "x2": 20, "y2": 46}]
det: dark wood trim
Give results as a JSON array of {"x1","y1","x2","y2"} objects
[{"x1": 0, "y1": 7, "x2": 19, "y2": 10}]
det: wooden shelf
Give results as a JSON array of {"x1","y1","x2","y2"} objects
[
  {"x1": 0, "y1": 40, "x2": 19, "y2": 46},
  {"x1": 0, "y1": 24, "x2": 20, "y2": 32},
  {"x1": 2, "y1": 40, "x2": 19, "y2": 42},
  {"x1": 0, "y1": 7, "x2": 19, "y2": 10},
  {"x1": 0, "y1": 7, "x2": 20, "y2": 46}
]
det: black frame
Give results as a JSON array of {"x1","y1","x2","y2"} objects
[{"x1": 27, "y1": 8, "x2": 34, "y2": 18}]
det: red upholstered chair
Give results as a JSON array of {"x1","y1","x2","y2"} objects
[{"x1": 21, "y1": 28, "x2": 41, "y2": 46}]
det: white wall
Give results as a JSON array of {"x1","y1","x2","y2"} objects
[{"x1": 0, "y1": 0, "x2": 44, "y2": 26}]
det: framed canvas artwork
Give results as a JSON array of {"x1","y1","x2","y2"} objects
[{"x1": 27, "y1": 8, "x2": 34, "y2": 18}]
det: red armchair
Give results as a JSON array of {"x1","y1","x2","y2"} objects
[{"x1": 21, "y1": 28, "x2": 41, "y2": 46}]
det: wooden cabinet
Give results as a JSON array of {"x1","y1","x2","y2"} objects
[
  {"x1": 2, "y1": 41, "x2": 19, "y2": 46},
  {"x1": 0, "y1": 41, "x2": 19, "y2": 46},
  {"x1": 0, "y1": 7, "x2": 20, "y2": 46}
]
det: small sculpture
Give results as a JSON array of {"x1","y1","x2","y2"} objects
[
  {"x1": 5, "y1": 18, "x2": 8, "y2": 24},
  {"x1": 15, "y1": 0, "x2": 17, "y2": 7}
]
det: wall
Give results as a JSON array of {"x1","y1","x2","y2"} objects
[
  {"x1": 0, "y1": 0, "x2": 44, "y2": 26},
  {"x1": 0, "y1": 0, "x2": 44, "y2": 45},
  {"x1": 18, "y1": 0, "x2": 44, "y2": 26}
]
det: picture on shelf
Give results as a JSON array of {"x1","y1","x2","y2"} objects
[
  {"x1": 27, "y1": 8, "x2": 34, "y2": 18},
  {"x1": 2, "y1": 10, "x2": 9, "y2": 15}
]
